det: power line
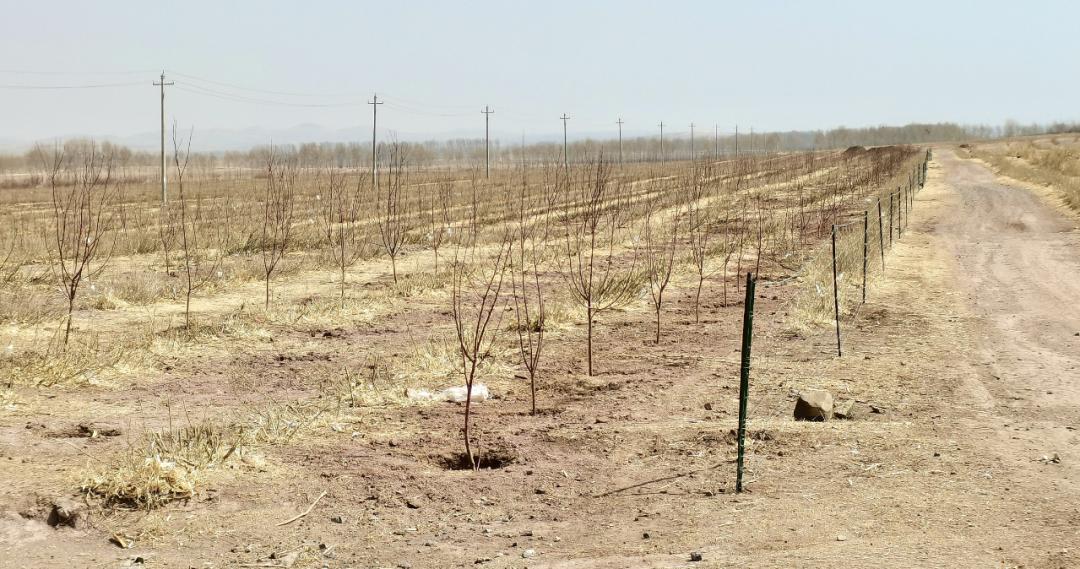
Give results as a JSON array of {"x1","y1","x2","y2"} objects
[
  {"x1": 174, "y1": 83, "x2": 366, "y2": 107},
  {"x1": 0, "y1": 81, "x2": 144, "y2": 90},
  {"x1": 167, "y1": 70, "x2": 362, "y2": 98},
  {"x1": 0, "y1": 69, "x2": 153, "y2": 76}
]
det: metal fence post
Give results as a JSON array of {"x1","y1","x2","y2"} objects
[
  {"x1": 831, "y1": 224, "x2": 842, "y2": 357},
  {"x1": 862, "y1": 210, "x2": 868, "y2": 304},
  {"x1": 877, "y1": 199, "x2": 885, "y2": 273},
  {"x1": 736, "y1": 272, "x2": 757, "y2": 493}
]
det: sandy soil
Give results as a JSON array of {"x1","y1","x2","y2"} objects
[{"x1": 1, "y1": 148, "x2": 1078, "y2": 568}]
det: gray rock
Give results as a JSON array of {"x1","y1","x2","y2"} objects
[
  {"x1": 522, "y1": 548, "x2": 536, "y2": 559},
  {"x1": 690, "y1": 551, "x2": 704, "y2": 562},
  {"x1": 794, "y1": 390, "x2": 833, "y2": 421}
]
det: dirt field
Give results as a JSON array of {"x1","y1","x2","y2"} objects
[{"x1": 1, "y1": 148, "x2": 1078, "y2": 568}]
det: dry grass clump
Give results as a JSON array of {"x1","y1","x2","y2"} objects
[
  {"x1": 82, "y1": 422, "x2": 244, "y2": 509},
  {"x1": 391, "y1": 336, "x2": 515, "y2": 392},
  {"x1": 0, "y1": 388, "x2": 18, "y2": 410},
  {"x1": 0, "y1": 288, "x2": 65, "y2": 325},
  {"x1": 388, "y1": 269, "x2": 453, "y2": 298},
  {"x1": 0, "y1": 331, "x2": 149, "y2": 387},
  {"x1": 246, "y1": 399, "x2": 331, "y2": 444},
  {"x1": 971, "y1": 140, "x2": 1080, "y2": 211},
  {"x1": 276, "y1": 292, "x2": 390, "y2": 325},
  {"x1": 335, "y1": 357, "x2": 411, "y2": 408}
]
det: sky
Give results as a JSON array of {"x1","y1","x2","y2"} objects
[{"x1": 1, "y1": 0, "x2": 1078, "y2": 149}]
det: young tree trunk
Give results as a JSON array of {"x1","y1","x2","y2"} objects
[
  {"x1": 695, "y1": 277, "x2": 704, "y2": 323},
  {"x1": 586, "y1": 303, "x2": 594, "y2": 376},
  {"x1": 64, "y1": 296, "x2": 75, "y2": 345}
]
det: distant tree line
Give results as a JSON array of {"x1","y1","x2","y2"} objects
[{"x1": 2, "y1": 120, "x2": 1077, "y2": 175}]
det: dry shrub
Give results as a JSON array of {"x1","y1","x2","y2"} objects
[{"x1": 82, "y1": 422, "x2": 244, "y2": 509}]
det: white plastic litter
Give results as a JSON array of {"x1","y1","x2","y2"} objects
[
  {"x1": 406, "y1": 388, "x2": 434, "y2": 401},
  {"x1": 439, "y1": 384, "x2": 490, "y2": 403},
  {"x1": 407, "y1": 384, "x2": 490, "y2": 403}
]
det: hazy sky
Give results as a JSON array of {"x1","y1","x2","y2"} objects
[{"x1": 1, "y1": 0, "x2": 1077, "y2": 146}]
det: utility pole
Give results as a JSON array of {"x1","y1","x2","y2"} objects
[
  {"x1": 481, "y1": 105, "x2": 494, "y2": 178},
  {"x1": 689, "y1": 122, "x2": 695, "y2": 161},
  {"x1": 735, "y1": 124, "x2": 739, "y2": 158},
  {"x1": 714, "y1": 124, "x2": 719, "y2": 161},
  {"x1": 750, "y1": 126, "x2": 755, "y2": 155},
  {"x1": 658, "y1": 121, "x2": 665, "y2": 164},
  {"x1": 560, "y1": 113, "x2": 570, "y2": 169},
  {"x1": 153, "y1": 71, "x2": 173, "y2": 203},
  {"x1": 368, "y1": 93, "x2": 383, "y2": 188},
  {"x1": 616, "y1": 117, "x2": 624, "y2": 165}
]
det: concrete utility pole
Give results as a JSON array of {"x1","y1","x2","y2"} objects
[
  {"x1": 689, "y1": 122, "x2": 695, "y2": 161},
  {"x1": 153, "y1": 71, "x2": 174, "y2": 203},
  {"x1": 616, "y1": 117, "x2": 624, "y2": 165},
  {"x1": 560, "y1": 113, "x2": 570, "y2": 169},
  {"x1": 482, "y1": 105, "x2": 494, "y2": 178},
  {"x1": 368, "y1": 93, "x2": 383, "y2": 188},
  {"x1": 658, "y1": 121, "x2": 665, "y2": 164}
]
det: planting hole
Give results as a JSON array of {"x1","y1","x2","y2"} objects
[{"x1": 438, "y1": 449, "x2": 516, "y2": 470}]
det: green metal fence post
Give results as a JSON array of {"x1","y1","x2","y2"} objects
[{"x1": 736, "y1": 272, "x2": 757, "y2": 493}]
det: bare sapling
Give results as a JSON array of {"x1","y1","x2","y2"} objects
[
  {"x1": 641, "y1": 197, "x2": 679, "y2": 343},
  {"x1": 158, "y1": 196, "x2": 179, "y2": 276},
  {"x1": 564, "y1": 156, "x2": 639, "y2": 376},
  {"x1": 377, "y1": 142, "x2": 411, "y2": 282},
  {"x1": 450, "y1": 232, "x2": 511, "y2": 470},
  {"x1": 260, "y1": 148, "x2": 296, "y2": 309},
  {"x1": 685, "y1": 167, "x2": 713, "y2": 322},
  {"x1": 429, "y1": 179, "x2": 452, "y2": 274},
  {"x1": 509, "y1": 169, "x2": 545, "y2": 415},
  {"x1": 173, "y1": 126, "x2": 228, "y2": 327},
  {"x1": 0, "y1": 220, "x2": 21, "y2": 286},
  {"x1": 37, "y1": 142, "x2": 117, "y2": 345},
  {"x1": 322, "y1": 163, "x2": 367, "y2": 305}
]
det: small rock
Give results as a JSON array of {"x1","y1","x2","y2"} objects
[
  {"x1": 642, "y1": 532, "x2": 651, "y2": 539},
  {"x1": 869, "y1": 404, "x2": 886, "y2": 414},
  {"x1": 833, "y1": 399, "x2": 855, "y2": 420},
  {"x1": 47, "y1": 497, "x2": 85, "y2": 529},
  {"x1": 330, "y1": 515, "x2": 344, "y2": 523},
  {"x1": 522, "y1": 548, "x2": 536, "y2": 559},
  {"x1": 794, "y1": 389, "x2": 833, "y2": 421},
  {"x1": 837, "y1": 534, "x2": 848, "y2": 542},
  {"x1": 397, "y1": 563, "x2": 412, "y2": 569},
  {"x1": 703, "y1": 402, "x2": 713, "y2": 411},
  {"x1": 278, "y1": 551, "x2": 300, "y2": 568},
  {"x1": 690, "y1": 551, "x2": 703, "y2": 562},
  {"x1": 405, "y1": 499, "x2": 421, "y2": 509}
]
